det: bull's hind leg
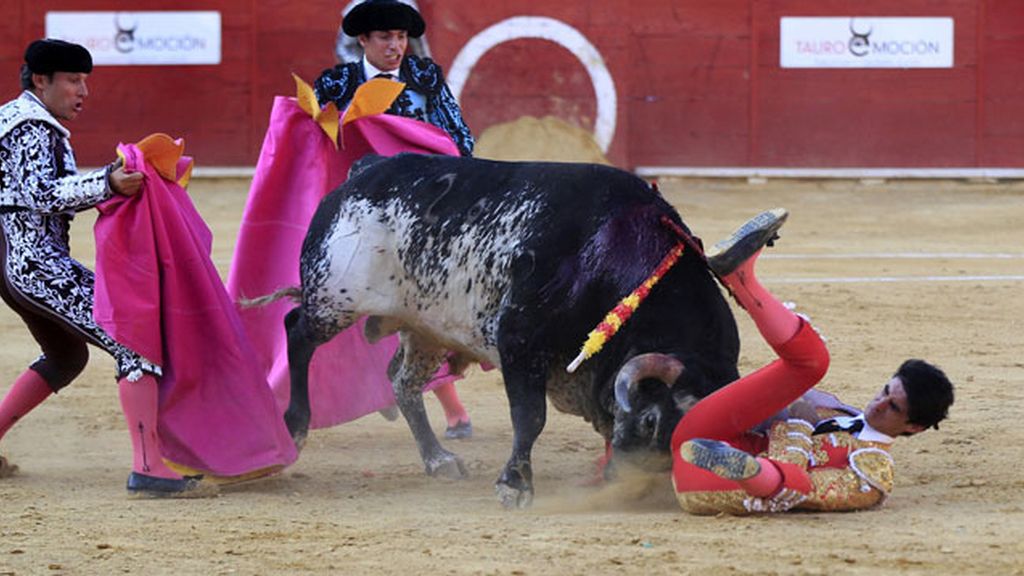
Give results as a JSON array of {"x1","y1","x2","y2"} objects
[
  {"x1": 282, "y1": 306, "x2": 335, "y2": 450},
  {"x1": 393, "y1": 332, "x2": 467, "y2": 479}
]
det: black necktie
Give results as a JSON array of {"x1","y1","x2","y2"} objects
[
  {"x1": 813, "y1": 417, "x2": 865, "y2": 435},
  {"x1": 374, "y1": 72, "x2": 395, "y2": 80}
]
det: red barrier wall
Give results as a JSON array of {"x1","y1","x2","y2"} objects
[
  {"x1": 0, "y1": 0, "x2": 341, "y2": 167},
  {"x1": 2, "y1": 1, "x2": 1022, "y2": 169}
]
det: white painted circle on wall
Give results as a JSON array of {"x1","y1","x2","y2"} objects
[{"x1": 447, "y1": 16, "x2": 618, "y2": 153}]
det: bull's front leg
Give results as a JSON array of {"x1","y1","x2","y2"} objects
[
  {"x1": 495, "y1": 365, "x2": 548, "y2": 509},
  {"x1": 393, "y1": 333, "x2": 467, "y2": 479}
]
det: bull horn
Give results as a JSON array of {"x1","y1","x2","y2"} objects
[{"x1": 613, "y1": 353, "x2": 685, "y2": 413}]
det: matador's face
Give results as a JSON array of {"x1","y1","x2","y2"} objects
[
  {"x1": 359, "y1": 29, "x2": 408, "y2": 72},
  {"x1": 34, "y1": 71, "x2": 89, "y2": 122},
  {"x1": 864, "y1": 376, "x2": 925, "y2": 437}
]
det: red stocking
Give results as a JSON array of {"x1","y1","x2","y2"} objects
[{"x1": 720, "y1": 249, "x2": 800, "y2": 347}]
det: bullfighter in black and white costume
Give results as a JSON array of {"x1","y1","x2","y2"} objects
[
  {"x1": 314, "y1": 0, "x2": 476, "y2": 158},
  {"x1": 0, "y1": 91, "x2": 158, "y2": 381},
  {"x1": 0, "y1": 39, "x2": 212, "y2": 497}
]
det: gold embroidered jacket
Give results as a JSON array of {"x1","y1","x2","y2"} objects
[{"x1": 676, "y1": 418, "x2": 895, "y2": 515}]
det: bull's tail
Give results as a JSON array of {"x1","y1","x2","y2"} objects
[{"x1": 238, "y1": 286, "x2": 302, "y2": 308}]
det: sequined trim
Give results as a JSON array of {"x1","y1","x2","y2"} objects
[
  {"x1": 675, "y1": 488, "x2": 752, "y2": 516},
  {"x1": 743, "y1": 487, "x2": 808, "y2": 513},
  {"x1": 784, "y1": 446, "x2": 812, "y2": 464},
  {"x1": 785, "y1": 418, "x2": 814, "y2": 435},
  {"x1": 768, "y1": 419, "x2": 814, "y2": 467}
]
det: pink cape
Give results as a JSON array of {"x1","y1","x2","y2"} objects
[
  {"x1": 226, "y1": 97, "x2": 461, "y2": 429},
  {"x1": 92, "y1": 143, "x2": 297, "y2": 477}
]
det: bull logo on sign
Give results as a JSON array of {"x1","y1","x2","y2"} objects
[
  {"x1": 848, "y1": 18, "x2": 872, "y2": 57},
  {"x1": 114, "y1": 12, "x2": 138, "y2": 54}
]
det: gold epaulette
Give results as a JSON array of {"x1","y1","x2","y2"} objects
[{"x1": 849, "y1": 447, "x2": 895, "y2": 497}]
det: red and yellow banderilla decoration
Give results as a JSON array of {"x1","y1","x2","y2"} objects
[{"x1": 566, "y1": 242, "x2": 686, "y2": 373}]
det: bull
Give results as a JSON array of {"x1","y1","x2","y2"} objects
[{"x1": 280, "y1": 153, "x2": 740, "y2": 508}]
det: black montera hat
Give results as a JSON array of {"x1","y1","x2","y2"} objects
[
  {"x1": 24, "y1": 39, "x2": 93, "y2": 75},
  {"x1": 342, "y1": 0, "x2": 426, "y2": 38}
]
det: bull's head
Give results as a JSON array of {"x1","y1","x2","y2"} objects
[{"x1": 609, "y1": 353, "x2": 701, "y2": 471}]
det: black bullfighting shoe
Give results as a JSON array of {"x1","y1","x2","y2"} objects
[
  {"x1": 706, "y1": 208, "x2": 788, "y2": 277},
  {"x1": 679, "y1": 438, "x2": 761, "y2": 481},
  {"x1": 126, "y1": 472, "x2": 219, "y2": 499},
  {"x1": 444, "y1": 420, "x2": 473, "y2": 440}
]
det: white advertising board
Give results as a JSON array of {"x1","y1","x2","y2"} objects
[
  {"x1": 780, "y1": 17, "x2": 954, "y2": 68},
  {"x1": 45, "y1": 11, "x2": 222, "y2": 66}
]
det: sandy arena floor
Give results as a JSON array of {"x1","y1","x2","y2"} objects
[{"x1": 1, "y1": 175, "x2": 1022, "y2": 575}]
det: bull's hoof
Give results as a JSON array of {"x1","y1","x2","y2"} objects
[
  {"x1": 283, "y1": 411, "x2": 310, "y2": 453},
  {"x1": 495, "y1": 482, "x2": 534, "y2": 509},
  {"x1": 496, "y1": 461, "x2": 534, "y2": 508},
  {"x1": 425, "y1": 452, "x2": 468, "y2": 480},
  {"x1": 291, "y1": 430, "x2": 308, "y2": 452}
]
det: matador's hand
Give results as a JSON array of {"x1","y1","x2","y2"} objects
[{"x1": 108, "y1": 159, "x2": 144, "y2": 196}]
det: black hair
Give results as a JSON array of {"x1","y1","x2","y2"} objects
[
  {"x1": 897, "y1": 359, "x2": 954, "y2": 430},
  {"x1": 19, "y1": 64, "x2": 38, "y2": 91}
]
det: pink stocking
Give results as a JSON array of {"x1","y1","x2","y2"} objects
[
  {"x1": 0, "y1": 369, "x2": 53, "y2": 441},
  {"x1": 118, "y1": 374, "x2": 180, "y2": 479},
  {"x1": 720, "y1": 249, "x2": 800, "y2": 346},
  {"x1": 739, "y1": 457, "x2": 783, "y2": 497},
  {"x1": 432, "y1": 382, "x2": 469, "y2": 427}
]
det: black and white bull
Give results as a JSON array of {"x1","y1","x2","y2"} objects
[{"x1": 281, "y1": 153, "x2": 740, "y2": 508}]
